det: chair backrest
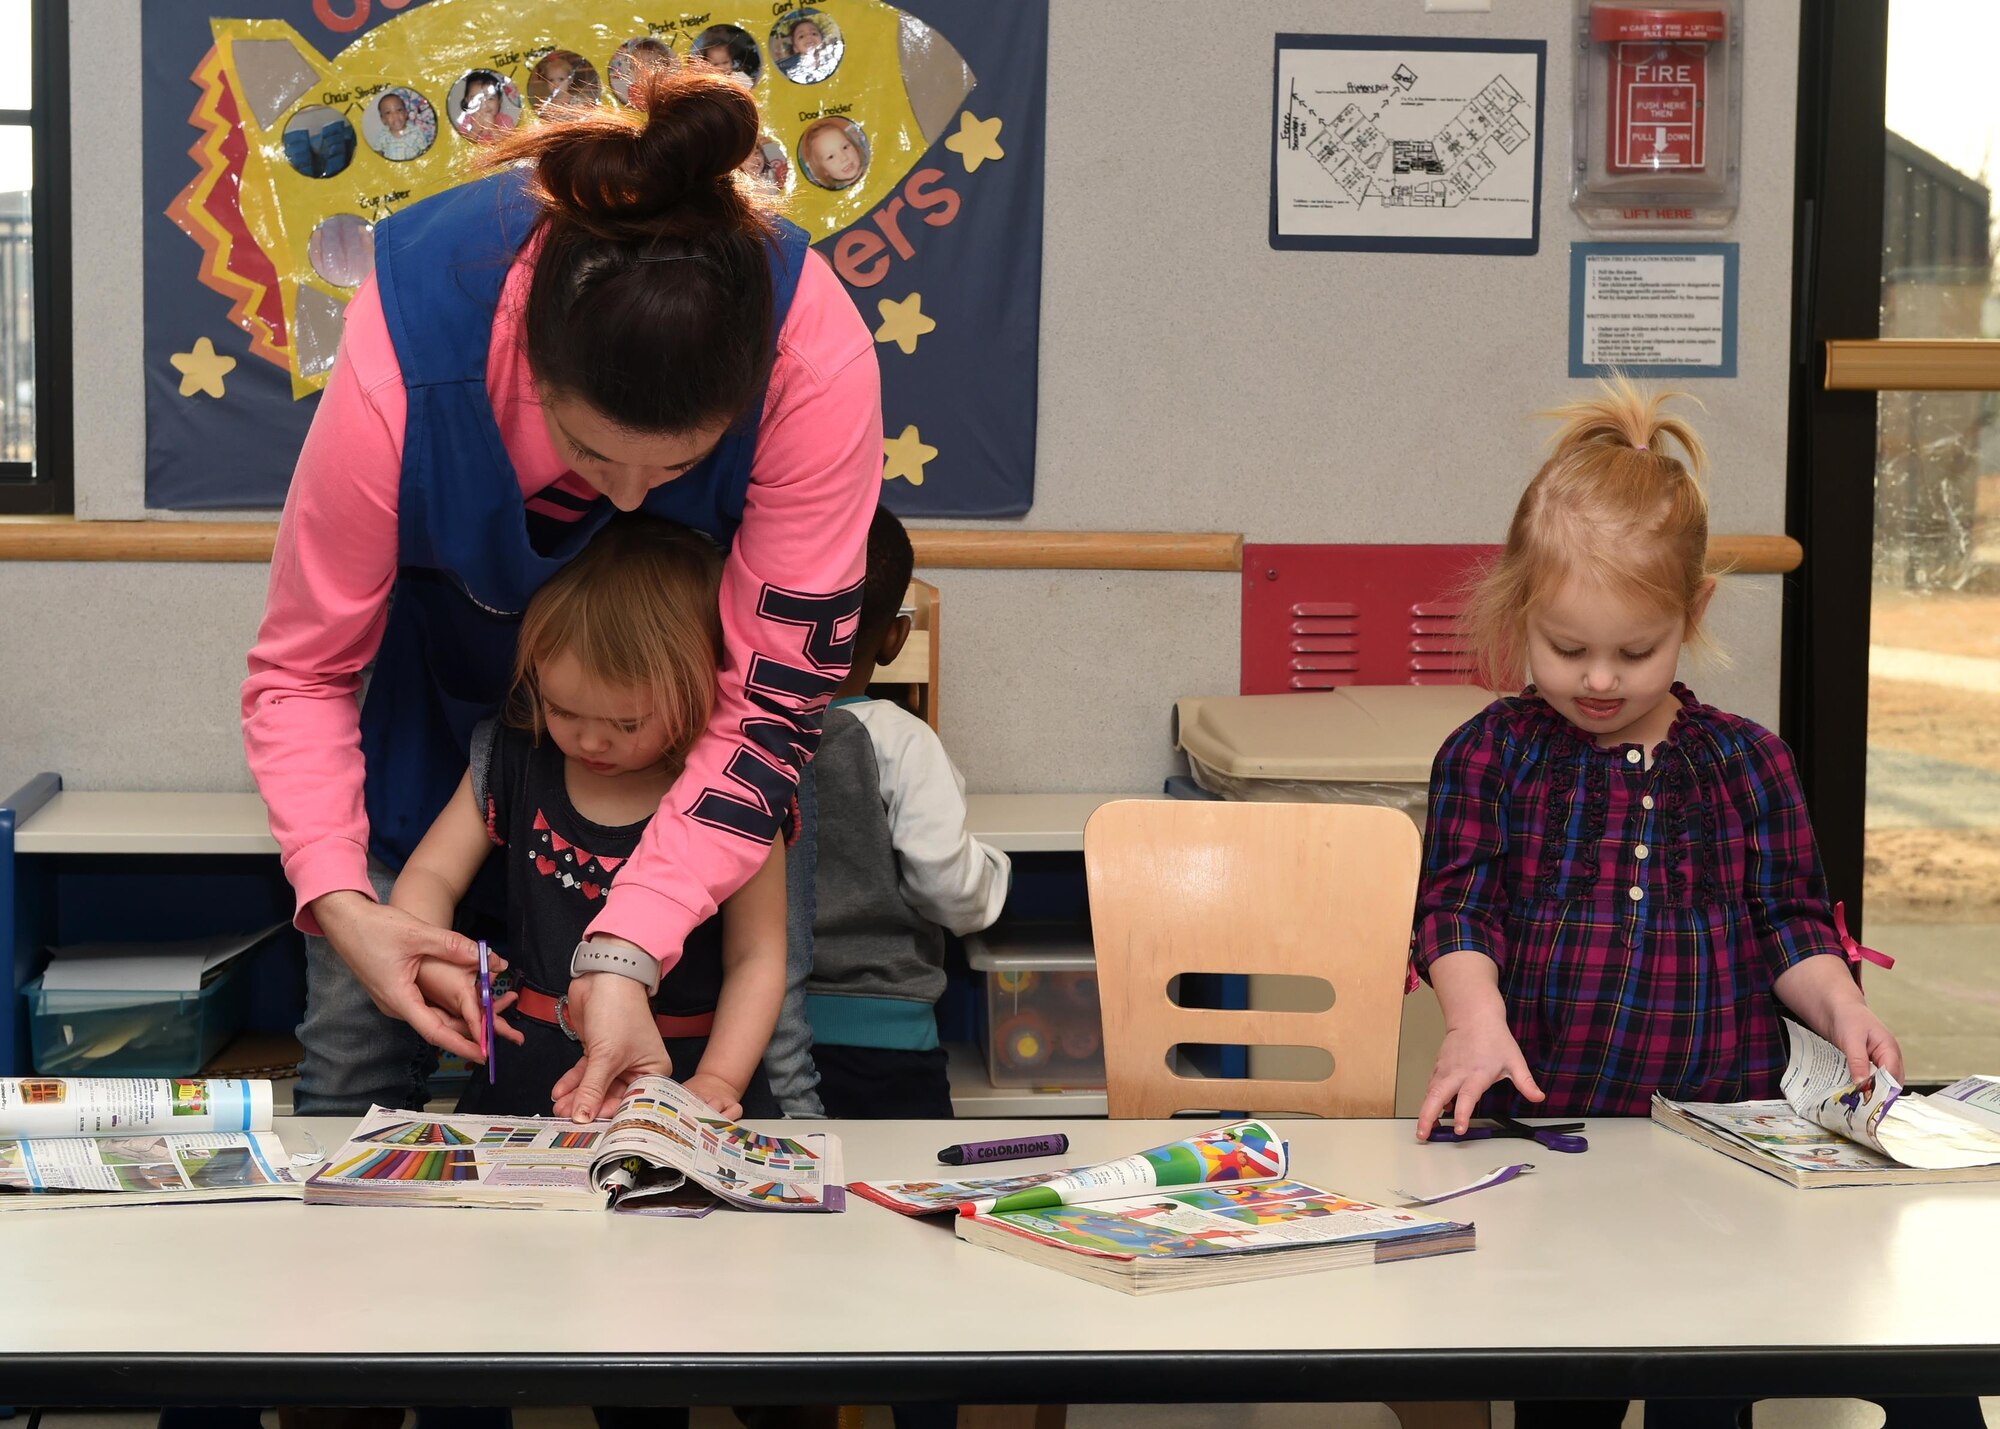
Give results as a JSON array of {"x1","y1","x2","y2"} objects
[{"x1": 1083, "y1": 799, "x2": 1420, "y2": 1119}]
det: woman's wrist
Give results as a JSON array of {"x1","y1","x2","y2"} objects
[{"x1": 308, "y1": 888, "x2": 375, "y2": 934}]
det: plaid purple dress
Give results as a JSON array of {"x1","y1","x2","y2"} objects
[{"x1": 1411, "y1": 684, "x2": 1850, "y2": 1118}]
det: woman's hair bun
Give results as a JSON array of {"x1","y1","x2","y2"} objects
[
  {"x1": 628, "y1": 68, "x2": 762, "y2": 196},
  {"x1": 487, "y1": 69, "x2": 767, "y2": 244}
]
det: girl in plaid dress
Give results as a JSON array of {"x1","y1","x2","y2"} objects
[
  {"x1": 1411, "y1": 378, "x2": 1902, "y2": 1136},
  {"x1": 1407, "y1": 380, "x2": 1941, "y2": 1429}
]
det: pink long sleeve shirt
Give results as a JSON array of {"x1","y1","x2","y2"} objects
[{"x1": 243, "y1": 243, "x2": 880, "y2": 968}]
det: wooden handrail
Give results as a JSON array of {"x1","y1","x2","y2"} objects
[
  {"x1": 0, "y1": 519, "x2": 1245, "y2": 571},
  {"x1": 0, "y1": 519, "x2": 1798, "y2": 573},
  {"x1": 1710, "y1": 534, "x2": 1801, "y2": 574},
  {"x1": 913, "y1": 530, "x2": 1241, "y2": 571},
  {"x1": 1825, "y1": 339, "x2": 2000, "y2": 392}
]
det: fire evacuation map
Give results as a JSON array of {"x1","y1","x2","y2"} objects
[{"x1": 1272, "y1": 37, "x2": 1544, "y2": 252}]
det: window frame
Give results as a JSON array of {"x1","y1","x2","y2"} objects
[
  {"x1": 1782, "y1": 0, "x2": 1888, "y2": 926},
  {"x1": 0, "y1": 0, "x2": 71, "y2": 516}
]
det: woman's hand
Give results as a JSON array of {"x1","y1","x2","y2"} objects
[
  {"x1": 412, "y1": 957, "x2": 525, "y2": 1058},
  {"x1": 310, "y1": 891, "x2": 492, "y2": 1063},
  {"x1": 1416, "y1": 1014, "x2": 1546, "y2": 1141},
  {"x1": 550, "y1": 972, "x2": 673, "y2": 1122}
]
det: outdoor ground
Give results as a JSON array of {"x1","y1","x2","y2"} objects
[{"x1": 1864, "y1": 588, "x2": 2000, "y2": 1080}]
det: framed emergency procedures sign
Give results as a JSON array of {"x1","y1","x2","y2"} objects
[
  {"x1": 142, "y1": 0, "x2": 1048, "y2": 517},
  {"x1": 1570, "y1": 1, "x2": 1742, "y2": 229}
]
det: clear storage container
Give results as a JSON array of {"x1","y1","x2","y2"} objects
[
  {"x1": 963, "y1": 923, "x2": 1104, "y2": 1091},
  {"x1": 23, "y1": 961, "x2": 250, "y2": 1076}
]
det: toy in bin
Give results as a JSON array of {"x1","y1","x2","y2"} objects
[
  {"x1": 20, "y1": 927, "x2": 282, "y2": 1077},
  {"x1": 965, "y1": 925, "x2": 1105, "y2": 1090}
]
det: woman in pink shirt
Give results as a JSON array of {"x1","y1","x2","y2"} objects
[{"x1": 243, "y1": 69, "x2": 878, "y2": 1121}]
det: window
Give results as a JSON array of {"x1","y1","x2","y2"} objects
[{"x1": 0, "y1": 0, "x2": 69, "y2": 515}]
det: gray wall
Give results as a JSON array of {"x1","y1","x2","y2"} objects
[{"x1": 0, "y1": 0, "x2": 1800, "y2": 799}]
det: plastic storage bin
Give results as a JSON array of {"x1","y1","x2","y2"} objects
[
  {"x1": 964, "y1": 923, "x2": 1105, "y2": 1091},
  {"x1": 22, "y1": 960, "x2": 250, "y2": 1076},
  {"x1": 1173, "y1": 684, "x2": 1495, "y2": 830}
]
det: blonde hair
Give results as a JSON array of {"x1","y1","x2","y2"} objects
[
  {"x1": 1460, "y1": 375, "x2": 1720, "y2": 691},
  {"x1": 507, "y1": 517, "x2": 724, "y2": 774}
]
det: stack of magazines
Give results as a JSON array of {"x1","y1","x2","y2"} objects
[{"x1": 855, "y1": 1120, "x2": 1475, "y2": 1294}]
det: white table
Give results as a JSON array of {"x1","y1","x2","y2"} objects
[{"x1": 0, "y1": 1116, "x2": 1994, "y2": 1409}]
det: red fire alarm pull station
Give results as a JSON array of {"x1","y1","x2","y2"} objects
[
  {"x1": 1602, "y1": 7, "x2": 1724, "y2": 172},
  {"x1": 1573, "y1": 1, "x2": 1740, "y2": 228}
]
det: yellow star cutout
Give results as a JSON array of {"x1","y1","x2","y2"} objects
[
  {"x1": 874, "y1": 293, "x2": 937, "y2": 355},
  {"x1": 882, "y1": 425, "x2": 938, "y2": 487},
  {"x1": 170, "y1": 337, "x2": 237, "y2": 399},
  {"x1": 943, "y1": 111, "x2": 1005, "y2": 173}
]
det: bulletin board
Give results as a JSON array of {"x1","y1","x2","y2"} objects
[{"x1": 140, "y1": 0, "x2": 1047, "y2": 517}]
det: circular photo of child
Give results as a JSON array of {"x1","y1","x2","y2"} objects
[
  {"x1": 798, "y1": 116, "x2": 868, "y2": 190},
  {"x1": 307, "y1": 214, "x2": 376, "y2": 289},
  {"x1": 608, "y1": 37, "x2": 677, "y2": 108},
  {"x1": 771, "y1": 8, "x2": 843, "y2": 84},
  {"x1": 281, "y1": 104, "x2": 358, "y2": 179},
  {"x1": 361, "y1": 87, "x2": 436, "y2": 163},
  {"x1": 740, "y1": 135, "x2": 791, "y2": 193},
  {"x1": 447, "y1": 69, "x2": 522, "y2": 142},
  {"x1": 690, "y1": 24, "x2": 761, "y2": 87},
  {"x1": 528, "y1": 50, "x2": 601, "y2": 112}
]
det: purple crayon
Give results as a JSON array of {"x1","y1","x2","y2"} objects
[{"x1": 937, "y1": 1133, "x2": 1070, "y2": 1166}]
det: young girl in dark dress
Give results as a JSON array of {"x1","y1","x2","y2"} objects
[{"x1": 392, "y1": 516, "x2": 785, "y2": 1121}]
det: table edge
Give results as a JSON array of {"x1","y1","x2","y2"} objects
[{"x1": 2, "y1": 1345, "x2": 1995, "y2": 1407}]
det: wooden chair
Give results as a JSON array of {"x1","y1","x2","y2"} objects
[{"x1": 1080, "y1": 799, "x2": 1489, "y2": 1429}]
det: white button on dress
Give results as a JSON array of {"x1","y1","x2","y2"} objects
[{"x1": 1628, "y1": 885, "x2": 1644, "y2": 901}]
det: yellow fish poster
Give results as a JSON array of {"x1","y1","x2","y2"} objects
[{"x1": 143, "y1": 0, "x2": 1047, "y2": 517}]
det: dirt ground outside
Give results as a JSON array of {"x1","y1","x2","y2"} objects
[{"x1": 1866, "y1": 587, "x2": 2000, "y2": 923}]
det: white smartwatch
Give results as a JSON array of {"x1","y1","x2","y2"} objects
[{"x1": 568, "y1": 936, "x2": 662, "y2": 994}]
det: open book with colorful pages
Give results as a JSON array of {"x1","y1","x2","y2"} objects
[
  {"x1": 304, "y1": 1075, "x2": 842, "y2": 1213},
  {"x1": 1652, "y1": 1019, "x2": 2000, "y2": 1189},
  {"x1": 854, "y1": 1120, "x2": 1475, "y2": 1294},
  {"x1": 0, "y1": 1077, "x2": 301, "y2": 1208}
]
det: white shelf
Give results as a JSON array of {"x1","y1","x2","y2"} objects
[
  {"x1": 16, "y1": 789, "x2": 1166, "y2": 857},
  {"x1": 959, "y1": 792, "x2": 1160, "y2": 853},
  {"x1": 13, "y1": 791, "x2": 280, "y2": 855},
  {"x1": 945, "y1": 1040, "x2": 1105, "y2": 1118}
]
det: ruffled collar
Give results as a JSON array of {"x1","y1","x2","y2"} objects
[{"x1": 1517, "y1": 681, "x2": 1702, "y2": 759}]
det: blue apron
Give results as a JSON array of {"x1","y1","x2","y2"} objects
[{"x1": 357, "y1": 169, "x2": 809, "y2": 869}]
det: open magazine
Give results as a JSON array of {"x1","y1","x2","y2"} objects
[
  {"x1": 305, "y1": 1074, "x2": 843, "y2": 1213},
  {"x1": 856, "y1": 1120, "x2": 1475, "y2": 1294},
  {"x1": 1653, "y1": 1019, "x2": 2000, "y2": 1188},
  {"x1": 0, "y1": 1076, "x2": 301, "y2": 1208}
]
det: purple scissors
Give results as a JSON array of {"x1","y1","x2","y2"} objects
[
  {"x1": 1428, "y1": 1115, "x2": 1588, "y2": 1153},
  {"x1": 477, "y1": 939, "x2": 496, "y2": 1085}
]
